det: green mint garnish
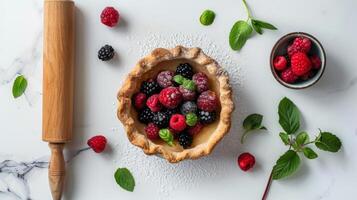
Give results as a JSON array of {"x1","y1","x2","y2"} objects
[
  {"x1": 200, "y1": 9, "x2": 215, "y2": 26},
  {"x1": 182, "y1": 79, "x2": 196, "y2": 91},
  {"x1": 272, "y1": 150, "x2": 300, "y2": 180},
  {"x1": 173, "y1": 75, "x2": 185, "y2": 85},
  {"x1": 12, "y1": 75, "x2": 27, "y2": 98},
  {"x1": 278, "y1": 97, "x2": 300, "y2": 135},
  {"x1": 241, "y1": 113, "x2": 267, "y2": 143},
  {"x1": 114, "y1": 168, "x2": 135, "y2": 192},
  {"x1": 186, "y1": 113, "x2": 198, "y2": 127},
  {"x1": 315, "y1": 131, "x2": 342, "y2": 152},
  {"x1": 159, "y1": 129, "x2": 174, "y2": 146}
]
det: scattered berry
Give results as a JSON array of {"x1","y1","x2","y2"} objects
[
  {"x1": 198, "y1": 110, "x2": 216, "y2": 124},
  {"x1": 156, "y1": 71, "x2": 174, "y2": 88},
  {"x1": 280, "y1": 68, "x2": 298, "y2": 84},
  {"x1": 138, "y1": 107, "x2": 155, "y2": 124},
  {"x1": 273, "y1": 56, "x2": 287, "y2": 71},
  {"x1": 153, "y1": 111, "x2": 170, "y2": 128},
  {"x1": 179, "y1": 85, "x2": 196, "y2": 101},
  {"x1": 98, "y1": 45, "x2": 115, "y2": 61},
  {"x1": 185, "y1": 113, "x2": 198, "y2": 127},
  {"x1": 133, "y1": 93, "x2": 147, "y2": 110},
  {"x1": 100, "y1": 7, "x2": 120, "y2": 27},
  {"x1": 291, "y1": 52, "x2": 312, "y2": 76},
  {"x1": 145, "y1": 123, "x2": 160, "y2": 140},
  {"x1": 176, "y1": 63, "x2": 194, "y2": 79},
  {"x1": 237, "y1": 152, "x2": 255, "y2": 171},
  {"x1": 192, "y1": 72, "x2": 209, "y2": 93},
  {"x1": 159, "y1": 87, "x2": 182, "y2": 109},
  {"x1": 146, "y1": 94, "x2": 162, "y2": 112},
  {"x1": 287, "y1": 37, "x2": 312, "y2": 56},
  {"x1": 310, "y1": 55, "x2": 322, "y2": 70},
  {"x1": 178, "y1": 133, "x2": 193, "y2": 149},
  {"x1": 187, "y1": 122, "x2": 204, "y2": 136},
  {"x1": 197, "y1": 90, "x2": 218, "y2": 112},
  {"x1": 87, "y1": 135, "x2": 107, "y2": 153},
  {"x1": 180, "y1": 101, "x2": 197, "y2": 115},
  {"x1": 169, "y1": 114, "x2": 187, "y2": 132},
  {"x1": 140, "y1": 80, "x2": 161, "y2": 96}
]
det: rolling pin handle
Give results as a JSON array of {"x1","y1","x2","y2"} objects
[{"x1": 48, "y1": 143, "x2": 65, "y2": 200}]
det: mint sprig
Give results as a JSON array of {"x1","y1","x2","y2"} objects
[
  {"x1": 114, "y1": 168, "x2": 135, "y2": 192},
  {"x1": 200, "y1": 10, "x2": 215, "y2": 26},
  {"x1": 241, "y1": 113, "x2": 266, "y2": 143},
  {"x1": 12, "y1": 75, "x2": 27, "y2": 98},
  {"x1": 229, "y1": 0, "x2": 277, "y2": 51}
]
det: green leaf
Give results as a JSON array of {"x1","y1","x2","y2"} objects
[
  {"x1": 278, "y1": 97, "x2": 300, "y2": 135},
  {"x1": 200, "y1": 10, "x2": 215, "y2": 26},
  {"x1": 182, "y1": 79, "x2": 196, "y2": 91},
  {"x1": 251, "y1": 21, "x2": 263, "y2": 34},
  {"x1": 315, "y1": 132, "x2": 342, "y2": 152},
  {"x1": 12, "y1": 75, "x2": 27, "y2": 98},
  {"x1": 251, "y1": 19, "x2": 277, "y2": 30},
  {"x1": 303, "y1": 147, "x2": 318, "y2": 159},
  {"x1": 279, "y1": 132, "x2": 290, "y2": 145},
  {"x1": 229, "y1": 20, "x2": 253, "y2": 51},
  {"x1": 173, "y1": 75, "x2": 184, "y2": 85},
  {"x1": 114, "y1": 168, "x2": 135, "y2": 192},
  {"x1": 296, "y1": 132, "x2": 309, "y2": 146},
  {"x1": 241, "y1": 113, "x2": 266, "y2": 143},
  {"x1": 272, "y1": 150, "x2": 300, "y2": 180},
  {"x1": 159, "y1": 129, "x2": 174, "y2": 146}
]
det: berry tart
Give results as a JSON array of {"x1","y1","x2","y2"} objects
[{"x1": 117, "y1": 46, "x2": 234, "y2": 163}]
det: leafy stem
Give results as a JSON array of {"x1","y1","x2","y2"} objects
[{"x1": 242, "y1": 0, "x2": 252, "y2": 20}]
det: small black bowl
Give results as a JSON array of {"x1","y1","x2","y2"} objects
[{"x1": 270, "y1": 32, "x2": 326, "y2": 89}]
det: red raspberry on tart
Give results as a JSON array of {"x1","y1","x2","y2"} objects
[
  {"x1": 197, "y1": 90, "x2": 218, "y2": 112},
  {"x1": 146, "y1": 94, "x2": 162, "y2": 112},
  {"x1": 133, "y1": 92, "x2": 147, "y2": 110},
  {"x1": 159, "y1": 87, "x2": 183, "y2": 109},
  {"x1": 169, "y1": 114, "x2": 187, "y2": 132}
]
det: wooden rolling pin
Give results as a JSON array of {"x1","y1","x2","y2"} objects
[{"x1": 42, "y1": 0, "x2": 75, "y2": 199}]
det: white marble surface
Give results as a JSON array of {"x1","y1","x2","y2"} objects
[{"x1": 0, "y1": 0, "x2": 357, "y2": 199}]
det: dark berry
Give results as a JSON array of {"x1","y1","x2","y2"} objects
[
  {"x1": 156, "y1": 71, "x2": 174, "y2": 88},
  {"x1": 140, "y1": 81, "x2": 161, "y2": 96},
  {"x1": 138, "y1": 107, "x2": 154, "y2": 124},
  {"x1": 178, "y1": 132, "x2": 193, "y2": 149},
  {"x1": 98, "y1": 45, "x2": 115, "y2": 61},
  {"x1": 164, "y1": 108, "x2": 179, "y2": 119},
  {"x1": 198, "y1": 110, "x2": 216, "y2": 124},
  {"x1": 153, "y1": 111, "x2": 170, "y2": 128},
  {"x1": 176, "y1": 63, "x2": 194, "y2": 79},
  {"x1": 180, "y1": 101, "x2": 197, "y2": 115}
]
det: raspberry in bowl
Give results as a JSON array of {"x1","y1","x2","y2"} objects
[
  {"x1": 117, "y1": 46, "x2": 234, "y2": 163},
  {"x1": 270, "y1": 32, "x2": 326, "y2": 89}
]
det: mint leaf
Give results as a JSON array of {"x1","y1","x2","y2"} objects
[
  {"x1": 279, "y1": 132, "x2": 290, "y2": 145},
  {"x1": 12, "y1": 75, "x2": 27, "y2": 98},
  {"x1": 251, "y1": 21, "x2": 263, "y2": 34},
  {"x1": 251, "y1": 19, "x2": 277, "y2": 30},
  {"x1": 303, "y1": 147, "x2": 318, "y2": 159},
  {"x1": 182, "y1": 79, "x2": 196, "y2": 91},
  {"x1": 229, "y1": 21, "x2": 253, "y2": 51},
  {"x1": 315, "y1": 132, "x2": 342, "y2": 152},
  {"x1": 278, "y1": 97, "x2": 300, "y2": 135},
  {"x1": 272, "y1": 150, "x2": 300, "y2": 180},
  {"x1": 159, "y1": 129, "x2": 174, "y2": 146},
  {"x1": 114, "y1": 168, "x2": 135, "y2": 192},
  {"x1": 200, "y1": 10, "x2": 215, "y2": 26},
  {"x1": 296, "y1": 132, "x2": 309, "y2": 146},
  {"x1": 241, "y1": 113, "x2": 266, "y2": 143}
]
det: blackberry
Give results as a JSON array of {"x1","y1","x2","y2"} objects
[
  {"x1": 140, "y1": 81, "x2": 161, "y2": 96},
  {"x1": 138, "y1": 107, "x2": 154, "y2": 124},
  {"x1": 178, "y1": 132, "x2": 193, "y2": 149},
  {"x1": 198, "y1": 110, "x2": 216, "y2": 124},
  {"x1": 153, "y1": 111, "x2": 170, "y2": 128},
  {"x1": 180, "y1": 101, "x2": 197, "y2": 115},
  {"x1": 164, "y1": 108, "x2": 179, "y2": 119},
  {"x1": 98, "y1": 45, "x2": 115, "y2": 61},
  {"x1": 176, "y1": 63, "x2": 194, "y2": 79}
]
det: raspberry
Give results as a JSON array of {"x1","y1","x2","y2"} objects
[
  {"x1": 280, "y1": 68, "x2": 298, "y2": 84},
  {"x1": 185, "y1": 113, "x2": 198, "y2": 127},
  {"x1": 291, "y1": 52, "x2": 312, "y2": 76},
  {"x1": 87, "y1": 135, "x2": 107, "y2": 153},
  {"x1": 179, "y1": 85, "x2": 196, "y2": 101},
  {"x1": 180, "y1": 101, "x2": 197, "y2": 115},
  {"x1": 146, "y1": 94, "x2": 162, "y2": 112},
  {"x1": 133, "y1": 93, "x2": 147, "y2": 110},
  {"x1": 140, "y1": 80, "x2": 161, "y2": 96},
  {"x1": 156, "y1": 71, "x2": 174, "y2": 88},
  {"x1": 192, "y1": 72, "x2": 209, "y2": 93},
  {"x1": 138, "y1": 107, "x2": 155, "y2": 124},
  {"x1": 100, "y1": 7, "x2": 120, "y2": 27},
  {"x1": 176, "y1": 63, "x2": 194, "y2": 79},
  {"x1": 287, "y1": 37, "x2": 312, "y2": 56},
  {"x1": 237, "y1": 152, "x2": 255, "y2": 171},
  {"x1": 98, "y1": 45, "x2": 115, "y2": 61},
  {"x1": 198, "y1": 110, "x2": 216, "y2": 124},
  {"x1": 159, "y1": 87, "x2": 182, "y2": 109},
  {"x1": 153, "y1": 111, "x2": 170, "y2": 128},
  {"x1": 310, "y1": 55, "x2": 322, "y2": 70},
  {"x1": 273, "y1": 56, "x2": 287, "y2": 71},
  {"x1": 178, "y1": 133, "x2": 193, "y2": 149},
  {"x1": 169, "y1": 114, "x2": 187, "y2": 132},
  {"x1": 197, "y1": 90, "x2": 218, "y2": 112},
  {"x1": 187, "y1": 122, "x2": 204, "y2": 136},
  {"x1": 145, "y1": 123, "x2": 160, "y2": 140}
]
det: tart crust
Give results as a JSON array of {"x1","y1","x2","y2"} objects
[{"x1": 117, "y1": 46, "x2": 234, "y2": 163}]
